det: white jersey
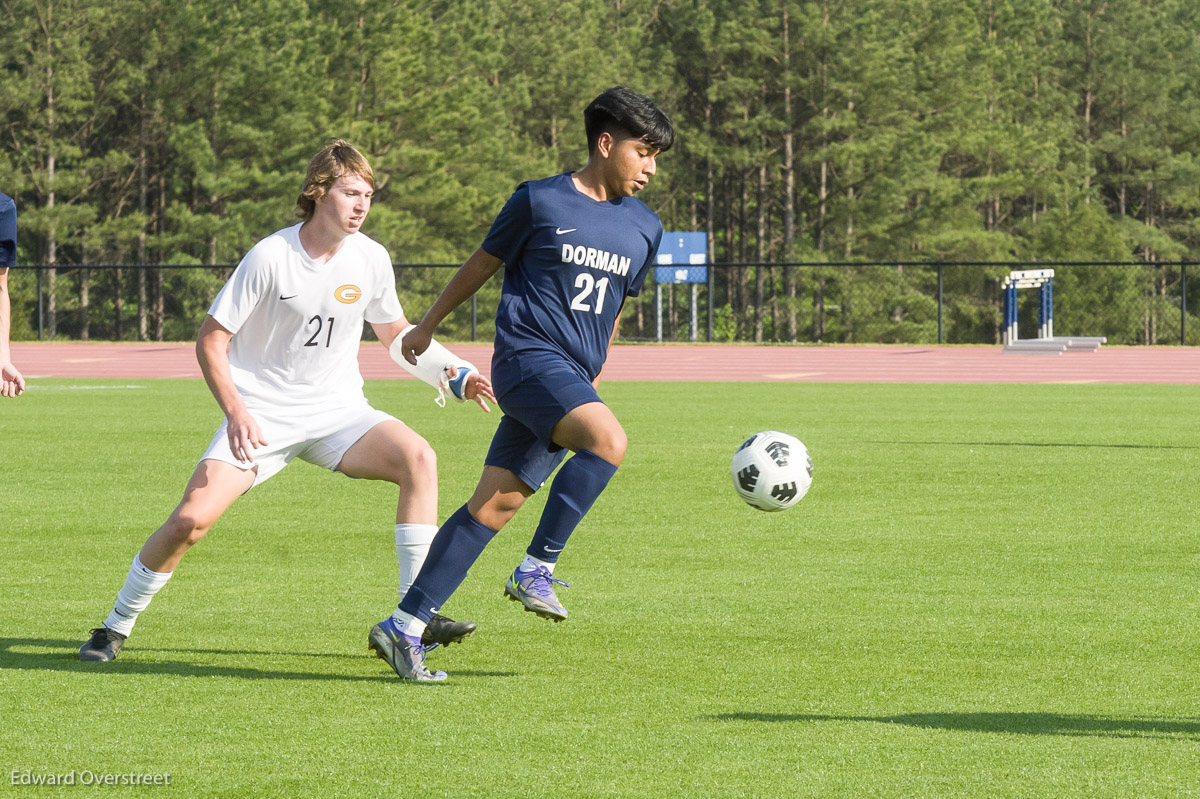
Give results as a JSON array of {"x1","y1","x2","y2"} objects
[{"x1": 208, "y1": 224, "x2": 403, "y2": 409}]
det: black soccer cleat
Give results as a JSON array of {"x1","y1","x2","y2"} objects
[
  {"x1": 421, "y1": 613, "x2": 477, "y2": 647},
  {"x1": 79, "y1": 627, "x2": 127, "y2": 662}
]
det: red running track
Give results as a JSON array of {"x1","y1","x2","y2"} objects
[{"x1": 10, "y1": 341, "x2": 1200, "y2": 383}]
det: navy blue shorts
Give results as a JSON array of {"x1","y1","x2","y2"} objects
[{"x1": 485, "y1": 359, "x2": 602, "y2": 490}]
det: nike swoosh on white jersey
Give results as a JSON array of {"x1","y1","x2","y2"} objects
[{"x1": 555, "y1": 228, "x2": 577, "y2": 235}]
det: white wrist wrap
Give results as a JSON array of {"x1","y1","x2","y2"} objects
[{"x1": 389, "y1": 325, "x2": 477, "y2": 407}]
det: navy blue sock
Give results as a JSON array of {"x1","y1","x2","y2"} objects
[
  {"x1": 399, "y1": 504, "x2": 498, "y2": 623},
  {"x1": 526, "y1": 449, "x2": 618, "y2": 563}
]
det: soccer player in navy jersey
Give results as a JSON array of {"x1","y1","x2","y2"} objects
[
  {"x1": 373, "y1": 87, "x2": 674, "y2": 680},
  {"x1": 0, "y1": 192, "x2": 24, "y2": 398}
]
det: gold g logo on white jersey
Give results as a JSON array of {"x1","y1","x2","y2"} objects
[{"x1": 334, "y1": 284, "x2": 362, "y2": 304}]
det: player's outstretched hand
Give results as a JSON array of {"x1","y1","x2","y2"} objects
[
  {"x1": 400, "y1": 323, "x2": 432, "y2": 366},
  {"x1": 0, "y1": 361, "x2": 24, "y2": 397},
  {"x1": 464, "y1": 370, "x2": 495, "y2": 412},
  {"x1": 226, "y1": 410, "x2": 268, "y2": 463},
  {"x1": 446, "y1": 364, "x2": 494, "y2": 412}
]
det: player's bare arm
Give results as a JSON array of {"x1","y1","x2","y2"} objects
[
  {"x1": 401, "y1": 248, "x2": 503, "y2": 364},
  {"x1": 0, "y1": 267, "x2": 25, "y2": 398},
  {"x1": 195, "y1": 315, "x2": 267, "y2": 462}
]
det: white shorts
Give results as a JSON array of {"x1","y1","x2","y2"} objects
[{"x1": 200, "y1": 402, "x2": 397, "y2": 487}]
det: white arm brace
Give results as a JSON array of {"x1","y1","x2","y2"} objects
[{"x1": 389, "y1": 325, "x2": 477, "y2": 407}]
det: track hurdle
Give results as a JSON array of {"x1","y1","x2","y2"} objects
[{"x1": 1001, "y1": 268, "x2": 1106, "y2": 354}]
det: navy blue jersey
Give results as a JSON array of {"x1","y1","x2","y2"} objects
[
  {"x1": 0, "y1": 193, "x2": 16, "y2": 268},
  {"x1": 482, "y1": 173, "x2": 662, "y2": 390}
]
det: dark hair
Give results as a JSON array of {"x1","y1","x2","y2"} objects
[{"x1": 584, "y1": 87, "x2": 674, "y2": 155}]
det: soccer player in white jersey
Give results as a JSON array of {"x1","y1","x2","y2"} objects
[{"x1": 79, "y1": 140, "x2": 495, "y2": 681}]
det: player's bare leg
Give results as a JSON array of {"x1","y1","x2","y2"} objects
[
  {"x1": 80, "y1": 460, "x2": 254, "y2": 662},
  {"x1": 550, "y1": 401, "x2": 627, "y2": 466},
  {"x1": 338, "y1": 420, "x2": 477, "y2": 656},
  {"x1": 140, "y1": 460, "x2": 257, "y2": 572},
  {"x1": 337, "y1": 419, "x2": 438, "y2": 524},
  {"x1": 467, "y1": 465, "x2": 534, "y2": 530}
]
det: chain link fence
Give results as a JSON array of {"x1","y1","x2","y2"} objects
[{"x1": 6, "y1": 261, "x2": 1194, "y2": 346}]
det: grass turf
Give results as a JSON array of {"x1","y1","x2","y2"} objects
[{"x1": 1, "y1": 378, "x2": 1198, "y2": 797}]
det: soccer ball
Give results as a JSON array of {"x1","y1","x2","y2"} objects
[{"x1": 730, "y1": 431, "x2": 813, "y2": 511}]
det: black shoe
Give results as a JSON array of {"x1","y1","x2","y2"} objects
[
  {"x1": 79, "y1": 627, "x2": 127, "y2": 662},
  {"x1": 421, "y1": 613, "x2": 476, "y2": 647}
]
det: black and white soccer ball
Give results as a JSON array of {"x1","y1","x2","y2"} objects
[{"x1": 730, "y1": 431, "x2": 813, "y2": 511}]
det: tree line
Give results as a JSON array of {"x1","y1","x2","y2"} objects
[{"x1": 2, "y1": 0, "x2": 1196, "y2": 343}]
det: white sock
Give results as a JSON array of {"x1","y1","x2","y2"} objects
[
  {"x1": 395, "y1": 523, "x2": 438, "y2": 599},
  {"x1": 521, "y1": 554, "x2": 555, "y2": 574},
  {"x1": 389, "y1": 609, "x2": 426, "y2": 639},
  {"x1": 391, "y1": 523, "x2": 437, "y2": 641},
  {"x1": 103, "y1": 554, "x2": 173, "y2": 637}
]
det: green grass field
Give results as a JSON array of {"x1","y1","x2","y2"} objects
[{"x1": 2, "y1": 378, "x2": 1199, "y2": 797}]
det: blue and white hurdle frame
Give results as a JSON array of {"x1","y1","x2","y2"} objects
[
  {"x1": 1002, "y1": 269, "x2": 1054, "y2": 345},
  {"x1": 1001, "y1": 268, "x2": 1106, "y2": 353}
]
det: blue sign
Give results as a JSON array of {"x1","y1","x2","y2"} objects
[{"x1": 654, "y1": 232, "x2": 707, "y2": 284}]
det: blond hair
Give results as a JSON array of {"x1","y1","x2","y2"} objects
[{"x1": 295, "y1": 139, "x2": 374, "y2": 222}]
